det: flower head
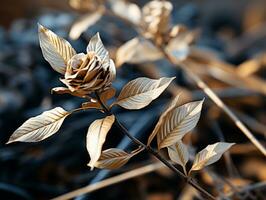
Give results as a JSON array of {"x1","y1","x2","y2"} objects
[
  {"x1": 60, "y1": 33, "x2": 116, "y2": 96},
  {"x1": 141, "y1": 0, "x2": 173, "y2": 44},
  {"x1": 38, "y1": 24, "x2": 115, "y2": 98}
]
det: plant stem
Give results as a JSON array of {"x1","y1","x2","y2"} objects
[
  {"x1": 95, "y1": 92, "x2": 216, "y2": 200},
  {"x1": 105, "y1": 7, "x2": 266, "y2": 157}
]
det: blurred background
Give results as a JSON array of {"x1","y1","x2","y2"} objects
[{"x1": 0, "y1": 0, "x2": 265, "y2": 200}]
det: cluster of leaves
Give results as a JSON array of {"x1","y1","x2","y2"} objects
[{"x1": 7, "y1": 23, "x2": 233, "y2": 176}]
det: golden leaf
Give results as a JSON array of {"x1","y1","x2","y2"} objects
[
  {"x1": 114, "y1": 77, "x2": 175, "y2": 110},
  {"x1": 38, "y1": 24, "x2": 76, "y2": 74},
  {"x1": 116, "y1": 37, "x2": 163, "y2": 67},
  {"x1": 190, "y1": 142, "x2": 235, "y2": 173},
  {"x1": 93, "y1": 147, "x2": 143, "y2": 169},
  {"x1": 87, "y1": 32, "x2": 109, "y2": 70},
  {"x1": 87, "y1": 115, "x2": 115, "y2": 170},
  {"x1": 147, "y1": 95, "x2": 180, "y2": 146},
  {"x1": 69, "y1": 8, "x2": 104, "y2": 40},
  {"x1": 7, "y1": 107, "x2": 70, "y2": 143},
  {"x1": 167, "y1": 141, "x2": 189, "y2": 175},
  {"x1": 110, "y1": 0, "x2": 141, "y2": 25},
  {"x1": 157, "y1": 100, "x2": 204, "y2": 149}
]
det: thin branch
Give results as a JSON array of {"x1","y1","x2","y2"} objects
[{"x1": 95, "y1": 92, "x2": 216, "y2": 200}]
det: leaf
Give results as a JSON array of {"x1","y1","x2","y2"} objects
[
  {"x1": 69, "y1": 9, "x2": 104, "y2": 40},
  {"x1": 116, "y1": 37, "x2": 163, "y2": 67},
  {"x1": 87, "y1": 115, "x2": 115, "y2": 170},
  {"x1": 38, "y1": 24, "x2": 76, "y2": 74},
  {"x1": 157, "y1": 100, "x2": 204, "y2": 149},
  {"x1": 190, "y1": 142, "x2": 235, "y2": 173},
  {"x1": 100, "y1": 87, "x2": 116, "y2": 103},
  {"x1": 114, "y1": 77, "x2": 175, "y2": 110},
  {"x1": 167, "y1": 141, "x2": 189, "y2": 175},
  {"x1": 7, "y1": 107, "x2": 70, "y2": 143},
  {"x1": 93, "y1": 147, "x2": 143, "y2": 169},
  {"x1": 87, "y1": 32, "x2": 109, "y2": 70},
  {"x1": 110, "y1": 0, "x2": 141, "y2": 25},
  {"x1": 147, "y1": 95, "x2": 180, "y2": 146}
]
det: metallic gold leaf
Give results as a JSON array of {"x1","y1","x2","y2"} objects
[
  {"x1": 7, "y1": 107, "x2": 70, "y2": 143},
  {"x1": 110, "y1": 0, "x2": 141, "y2": 25},
  {"x1": 87, "y1": 115, "x2": 115, "y2": 170},
  {"x1": 147, "y1": 95, "x2": 180, "y2": 146},
  {"x1": 157, "y1": 100, "x2": 204, "y2": 149},
  {"x1": 167, "y1": 141, "x2": 189, "y2": 174},
  {"x1": 38, "y1": 24, "x2": 76, "y2": 74},
  {"x1": 69, "y1": 8, "x2": 104, "y2": 40},
  {"x1": 114, "y1": 77, "x2": 175, "y2": 110},
  {"x1": 190, "y1": 142, "x2": 235, "y2": 173},
  {"x1": 115, "y1": 37, "x2": 163, "y2": 67},
  {"x1": 93, "y1": 147, "x2": 143, "y2": 169}
]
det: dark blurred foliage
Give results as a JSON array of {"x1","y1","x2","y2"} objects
[{"x1": 0, "y1": 0, "x2": 265, "y2": 200}]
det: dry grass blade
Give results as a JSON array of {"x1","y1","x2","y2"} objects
[
  {"x1": 69, "y1": 8, "x2": 104, "y2": 40},
  {"x1": 52, "y1": 161, "x2": 165, "y2": 200},
  {"x1": 114, "y1": 77, "x2": 175, "y2": 110},
  {"x1": 86, "y1": 115, "x2": 115, "y2": 170},
  {"x1": 116, "y1": 37, "x2": 163, "y2": 67},
  {"x1": 147, "y1": 94, "x2": 180, "y2": 146},
  {"x1": 157, "y1": 100, "x2": 204, "y2": 149},
  {"x1": 38, "y1": 24, "x2": 76, "y2": 74},
  {"x1": 167, "y1": 140, "x2": 189, "y2": 175},
  {"x1": 7, "y1": 107, "x2": 70, "y2": 143},
  {"x1": 94, "y1": 147, "x2": 143, "y2": 169},
  {"x1": 190, "y1": 142, "x2": 235, "y2": 173}
]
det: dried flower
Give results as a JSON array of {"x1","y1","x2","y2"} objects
[
  {"x1": 60, "y1": 34, "x2": 116, "y2": 96},
  {"x1": 38, "y1": 24, "x2": 115, "y2": 97},
  {"x1": 141, "y1": 0, "x2": 173, "y2": 44}
]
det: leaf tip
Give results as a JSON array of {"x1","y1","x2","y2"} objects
[
  {"x1": 6, "y1": 140, "x2": 13, "y2": 145},
  {"x1": 37, "y1": 23, "x2": 47, "y2": 34}
]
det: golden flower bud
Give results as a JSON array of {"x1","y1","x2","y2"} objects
[
  {"x1": 59, "y1": 33, "x2": 116, "y2": 96},
  {"x1": 142, "y1": 0, "x2": 173, "y2": 41}
]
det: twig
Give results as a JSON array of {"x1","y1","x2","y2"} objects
[
  {"x1": 52, "y1": 162, "x2": 165, "y2": 200},
  {"x1": 95, "y1": 92, "x2": 216, "y2": 200}
]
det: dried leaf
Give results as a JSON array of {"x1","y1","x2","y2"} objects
[
  {"x1": 87, "y1": 115, "x2": 115, "y2": 170},
  {"x1": 38, "y1": 24, "x2": 76, "y2": 74},
  {"x1": 7, "y1": 107, "x2": 70, "y2": 143},
  {"x1": 93, "y1": 147, "x2": 143, "y2": 169},
  {"x1": 147, "y1": 95, "x2": 180, "y2": 146},
  {"x1": 157, "y1": 100, "x2": 204, "y2": 149},
  {"x1": 167, "y1": 141, "x2": 189, "y2": 174},
  {"x1": 116, "y1": 37, "x2": 163, "y2": 67},
  {"x1": 110, "y1": 0, "x2": 141, "y2": 25},
  {"x1": 114, "y1": 77, "x2": 175, "y2": 110},
  {"x1": 87, "y1": 32, "x2": 109, "y2": 70},
  {"x1": 100, "y1": 87, "x2": 116, "y2": 102},
  {"x1": 69, "y1": 9, "x2": 104, "y2": 40},
  {"x1": 190, "y1": 142, "x2": 235, "y2": 173}
]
